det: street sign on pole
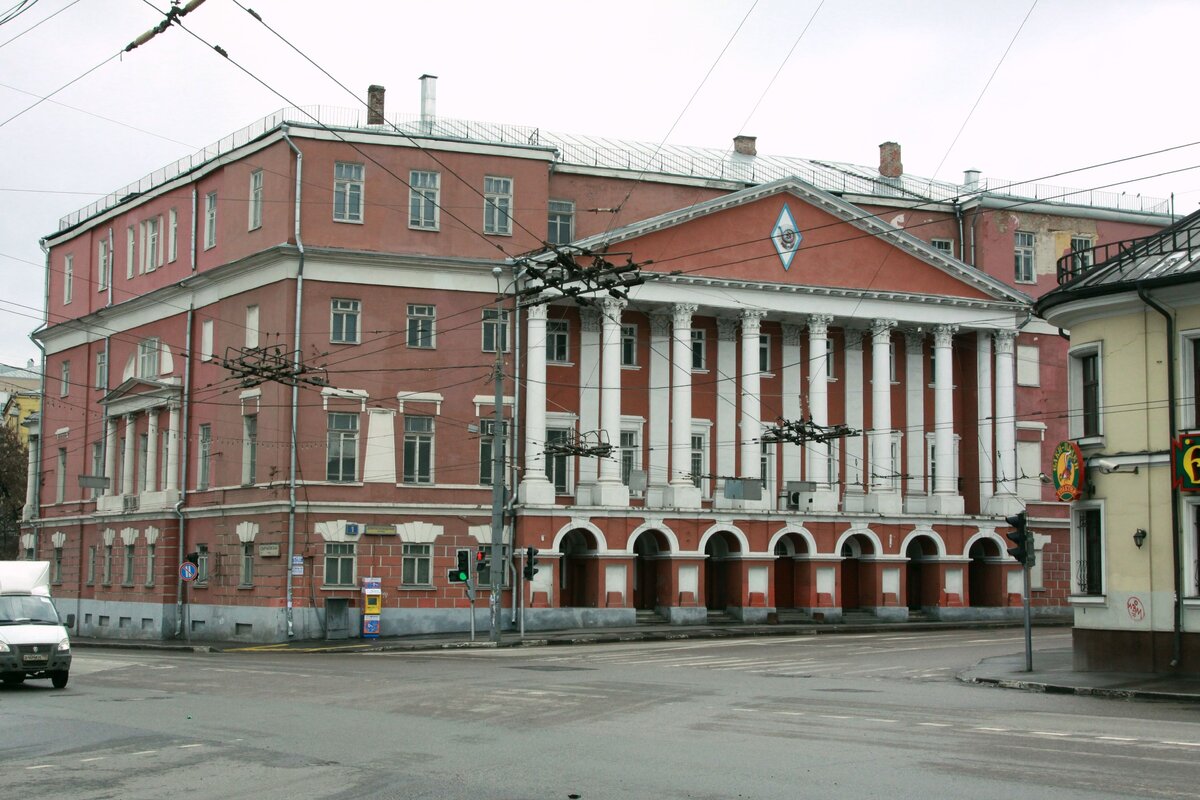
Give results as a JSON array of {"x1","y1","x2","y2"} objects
[{"x1": 179, "y1": 562, "x2": 198, "y2": 582}]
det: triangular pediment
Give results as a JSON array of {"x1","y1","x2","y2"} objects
[
  {"x1": 568, "y1": 177, "x2": 1030, "y2": 306},
  {"x1": 101, "y1": 377, "x2": 181, "y2": 417}
]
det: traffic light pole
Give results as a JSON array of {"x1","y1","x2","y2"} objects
[
  {"x1": 489, "y1": 275, "x2": 506, "y2": 645},
  {"x1": 1022, "y1": 562, "x2": 1033, "y2": 672}
]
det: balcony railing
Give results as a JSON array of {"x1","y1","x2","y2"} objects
[{"x1": 1057, "y1": 223, "x2": 1200, "y2": 284}]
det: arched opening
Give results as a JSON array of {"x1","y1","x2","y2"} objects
[
  {"x1": 905, "y1": 536, "x2": 939, "y2": 611},
  {"x1": 559, "y1": 528, "x2": 599, "y2": 608},
  {"x1": 839, "y1": 534, "x2": 875, "y2": 610},
  {"x1": 631, "y1": 530, "x2": 670, "y2": 611},
  {"x1": 704, "y1": 531, "x2": 741, "y2": 610},
  {"x1": 773, "y1": 533, "x2": 809, "y2": 610},
  {"x1": 968, "y1": 538, "x2": 1004, "y2": 607}
]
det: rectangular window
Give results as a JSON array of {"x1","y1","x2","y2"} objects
[
  {"x1": 691, "y1": 434, "x2": 705, "y2": 489},
  {"x1": 1014, "y1": 231, "x2": 1035, "y2": 283},
  {"x1": 248, "y1": 169, "x2": 263, "y2": 230},
  {"x1": 123, "y1": 543, "x2": 134, "y2": 586},
  {"x1": 621, "y1": 324, "x2": 637, "y2": 366},
  {"x1": 86, "y1": 545, "x2": 96, "y2": 585},
  {"x1": 97, "y1": 238, "x2": 109, "y2": 290},
  {"x1": 333, "y1": 162, "x2": 364, "y2": 222},
  {"x1": 242, "y1": 414, "x2": 258, "y2": 485},
  {"x1": 1070, "y1": 235, "x2": 1093, "y2": 274},
  {"x1": 126, "y1": 225, "x2": 135, "y2": 279},
  {"x1": 53, "y1": 547, "x2": 62, "y2": 584},
  {"x1": 60, "y1": 361, "x2": 70, "y2": 397},
  {"x1": 409, "y1": 170, "x2": 439, "y2": 229},
  {"x1": 63, "y1": 254, "x2": 73, "y2": 304},
  {"x1": 324, "y1": 543, "x2": 356, "y2": 587},
  {"x1": 401, "y1": 543, "x2": 432, "y2": 586},
  {"x1": 889, "y1": 341, "x2": 897, "y2": 383},
  {"x1": 56, "y1": 447, "x2": 67, "y2": 503},
  {"x1": 691, "y1": 329, "x2": 706, "y2": 371},
  {"x1": 403, "y1": 415, "x2": 434, "y2": 484},
  {"x1": 482, "y1": 308, "x2": 509, "y2": 353},
  {"x1": 483, "y1": 176, "x2": 513, "y2": 235},
  {"x1": 331, "y1": 298, "x2": 361, "y2": 344},
  {"x1": 145, "y1": 543, "x2": 156, "y2": 587},
  {"x1": 930, "y1": 238, "x2": 954, "y2": 256},
  {"x1": 168, "y1": 208, "x2": 178, "y2": 263},
  {"x1": 406, "y1": 304, "x2": 435, "y2": 349},
  {"x1": 138, "y1": 337, "x2": 159, "y2": 379},
  {"x1": 547, "y1": 199, "x2": 575, "y2": 245},
  {"x1": 759, "y1": 333, "x2": 770, "y2": 373},
  {"x1": 761, "y1": 440, "x2": 774, "y2": 491},
  {"x1": 96, "y1": 349, "x2": 108, "y2": 390},
  {"x1": 326, "y1": 412, "x2": 359, "y2": 482},
  {"x1": 620, "y1": 430, "x2": 639, "y2": 487},
  {"x1": 240, "y1": 542, "x2": 254, "y2": 587},
  {"x1": 196, "y1": 543, "x2": 209, "y2": 584},
  {"x1": 141, "y1": 217, "x2": 161, "y2": 272},
  {"x1": 103, "y1": 544, "x2": 112, "y2": 585},
  {"x1": 90, "y1": 441, "x2": 103, "y2": 499},
  {"x1": 245, "y1": 304, "x2": 259, "y2": 348},
  {"x1": 826, "y1": 338, "x2": 836, "y2": 379},
  {"x1": 1081, "y1": 351, "x2": 1100, "y2": 438},
  {"x1": 479, "y1": 419, "x2": 504, "y2": 486},
  {"x1": 201, "y1": 319, "x2": 214, "y2": 361},
  {"x1": 1076, "y1": 507, "x2": 1104, "y2": 596},
  {"x1": 1017, "y1": 344, "x2": 1040, "y2": 387},
  {"x1": 198, "y1": 424, "x2": 212, "y2": 490},
  {"x1": 204, "y1": 191, "x2": 217, "y2": 249},
  {"x1": 546, "y1": 428, "x2": 571, "y2": 494},
  {"x1": 547, "y1": 319, "x2": 569, "y2": 363},
  {"x1": 137, "y1": 433, "x2": 148, "y2": 493}
]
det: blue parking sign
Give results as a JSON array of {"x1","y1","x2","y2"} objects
[{"x1": 180, "y1": 562, "x2": 198, "y2": 581}]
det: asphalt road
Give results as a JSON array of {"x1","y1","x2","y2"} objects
[{"x1": 2, "y1": 628, "x2": 1197, "y2": 799}]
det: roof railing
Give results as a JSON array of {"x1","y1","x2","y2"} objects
[{"x1": 1056, "y1": 223, "x2": 1200, "y2": 284}]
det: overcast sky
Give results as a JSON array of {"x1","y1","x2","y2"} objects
[{"x1": 2, "y1": 0, "x2": 1198, "y2": 371}]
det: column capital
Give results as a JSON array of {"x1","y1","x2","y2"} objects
[
  {"x1": 781, "y1": 323, "x2": 803, "y2": 347},
  {"x1": 932, "y1": 324, "x2": 958, "y2": 348},
  {"x1": 993, "y1": 329, "x2": 1017, "y2": 353},
  {"x1": 580, "y1": 308, "x2": 602, "y2": 332},
  {"x1": 671, "y1": 303, "x2": 697, "y2": 328},
  {"x1": 650, "y1": 312, "x2": 672, "y2": 337},
  {"x1": 598, "y1": 296, "x2": 627, "y2": 317},
  {"x1": 904, "y1": 330, "x2": 925, "y2": 354},
  {"x1": 870, "y1": 318, "x2": 897, "y2": 342},
  {"x1": 524, "y1": 302, "x2": 548, "y2": 320},
  {"x1": 740, "y1": 309, "x2": 766, "y2": 336},
  {"x1": 717, "y1": 317, "x2": 739, "y2": 342},
  {"x1": 807, "y1": 314, "x2": 834, "y2": 336}
]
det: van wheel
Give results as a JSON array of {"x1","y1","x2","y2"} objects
[
  {"x1": 2, "y1": 673, "x2": 25, "y2": 685},
  {"x1": 50, "y1": 671, "x2": 68, "y2": 689}
]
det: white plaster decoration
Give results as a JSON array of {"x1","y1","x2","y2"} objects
[
  {"x1": 315, "y1": 520, "x2": 362, "y2": 543},
  {"x1": 144, "y1": 526, "x2": 160, "y2": 545},
  {"x1": 882, "y1": 566, "x2": 900, "y2": 597},
  {"x1": 520, "y1": 301, "x2": 554, "y2": 505},
  {"x1": 394, "y1": 522, "x2": 441, "y2": 543},
  {"x1": 816, "y1": 566, "x2": 835, "y2": 596},
  {"x1": 739, "y1": 310, "x2": 766, "y2": 488},
  {"x1": 781, "y1": 324, "x2": 803, "y2": 496},
  {"x1": 121, "y1": 413, "x2": 136, "y2": 496},
  {"x1": 551, "y1": 518, "x2": 608, "y2": 552},
  {"x1": 159, "y1": 342, "x2": 174, "y2": 375},
  {"x1": 577, "y1": 308, "x2": 602, "y2": 495},
  {"x1": 362, "y1": 408, "x2": 397, "y2": 484},
  {"x1": 748, "y1": 566, "x2": 768, "y2": 595},
  {"x1": 992, "y1": 330, "x2": 1019, "y2": 506},
  {"x1": 678, "y1": 563, "x2": 699, "y2": 596},
  {"x1": 471, "y1": 395, "x2": 515, "y2": 416},
  {"x1": 717, "y1": 317, "x2": 739, "y2": 343},
  {"x1": 976, "y1": 332, "x2": 995, "y2": 508},
  {"x1": 20, "y1": 532, "x2": 35, "y2": 551},
  {"x1": 904, "y1": 331, "x2": 926, "y2": 509},
  {"x1": 1006, "y1": 568, "x2": 1022, "y2": 595},
  {"x1": 866, "y1": 319, "x2": 899, "y2": 512},
  {"x1": 944, "y1": 566, "x2": 964, "y2": 596},
  {"x1": 714, "y1": 318, "x2": 738, "y2": 506},
  {"x1": 395, "y1": 391, "x2": 444, "y2": 415},
  {"x1": 320, "y1": 386, "x2": 368, "y2": 411},
  {"x1": 51, "y1": 531, "x2": 66, "y2": 548},
  {"x1": 604, "y1": 564, "x2": 626, "y2": 602},
  {"x1": 594, "y1": 297, "x2": 629, "y2": 507},
  {"x1": 144, "y1": 408, "x2": 159, "y2": 493},
  {"x1": 843, "y1": 328, "x2": 866, "y2": 510},
  {"x1": 104, "y1": 417, "x2": 119, "y2": 497},
  {"x1": 804, "y1": 314, "x2": 836, "y2": 511},
  {"x1": 101, "y1": 528, "x2": 115, "y2": 547},
  {"x1": 646, "y1": 313, "x2": 672, "y2": 503},
  {"x1": 119, "y1": 527, "x2": 138, "y2": 546},
  {"x1": 165, "y1": 405, "x2": 180, "y2": 493},
  {"x1": 929, "y1": 324, "x2": 964, "y2": 514},
  {"x1": 235, "y1": 521, "x2": 259, "y2": 543},
  {"x1": 668, "y1": 303, "x2": 701, "y2": 508}
]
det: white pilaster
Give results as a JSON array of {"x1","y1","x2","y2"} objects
[
  {"x1": 866, "y1": 319, "x2": 901, "y2": 513},
  {"x1": 519, "y1": 302, "x2": 554, "y2": 505},
  {"x1": 903, "y1": 331, "x2": 926, "y2": 513},
  {"x1": 803, "y1": 314, "x2": 837, "y2": 512},
  {"x1": 780, "y1": 324, "x2": 803, "y2": 503},
  {"x1": 668, "y1": 303, "x2": 701, "y2": 508},
  {"x1": 144, "y1": 408, "x2": 159, "y2": 493},
  {"x1": 986, "y1": 330, "x2": 1021, "y2": 515},
  {"x1": 976, "y1": 331, "x2": 995, "y2": 509},
  {"x1": 739, "y1": 310, "x2": 767, "y2": 509},
  {"x1": 576, "y1": 308, "x2": 601, "y2": 503},
  {"x1": 165, "y1": 404, "x2": 180, "y2": 493},
  {"x1": 362, "y1": 408, "x2": 397, "y2": 483},
  {"x1": 24, "y1": 433, "x2": 38, "y2": 517},
  {"x1": 121, "y1": 414, "x2": 136, "y2": 496},
  {"x1": 714, "y1": 317, "x2": 738, "y2": 507},
  {"x1": 104, "y1": 417, "x2": 119, "y2": 497},
  {"x1": 646, "y1": 312, "x2": 672, "y2": 506},
  {"x1": 593, "y1": 297, "x2": 629, "y2": 507},
  {"x1": 842, "y1": 328, "x2": 866, "y2": 511},
  {"x1": 929, "y1": 324, "x2": 964, "y2": 514}
]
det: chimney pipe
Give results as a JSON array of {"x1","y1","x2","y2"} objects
[
  {"x1": 879, "y1": 141, "x2": 902, "y2": 179},
  {"x1": 419, "y1": 74, "x2": 438, "y2": 127},
  {"x1": 733, "y1": 135, "x2": 757, "y2": 156},
  {"x1": 366, "y1": 85, "x2": 385, "y2": 125},
  {"x1": 964, "y1": 169, "x2": 982, "y2": 190}
]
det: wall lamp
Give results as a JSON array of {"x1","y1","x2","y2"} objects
[
  {"x1": 1133, "y1": 528, "x2": 1148, "y2": 549},
  {"x1": 1092, "y1": 458, "x2": 1139, "y2": 475}
]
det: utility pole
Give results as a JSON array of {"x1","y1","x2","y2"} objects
[{"x1": 489, "y1": 268, "x2": 506, "y2": 644}]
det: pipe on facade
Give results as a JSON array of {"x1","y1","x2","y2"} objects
[
  {"x1": 106, "y1": 227, "x2": 114, "y2": 308},
  {"x1": 173, "y1": 306, "x2": 194, "y2": 638},
  {"x1": 28, "y1": 240, "x2": 50, "y2": 559},
  {"x1": 953, "y1": 201, "x2": 966, "y2": 262},
  {"x1": 283, "y1": 128, "x2": 305, "y2": 638},
  {"x1": 1136, "y1": 284, "x2": 1184, "y2": 669},
  {"x1": 190, "y1": 187, "x2": 198, "y2": 273}
]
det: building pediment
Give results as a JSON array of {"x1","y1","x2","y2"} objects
[{"x1": 101, "y1": 377, "x2": 181, "y2": 417}]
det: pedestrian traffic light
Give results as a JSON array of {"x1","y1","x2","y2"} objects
[
  {"x1": 475, "y1": 548, "x2": 490, "y2": 576},
  {"x1": 524, "y1": 547, "x2": 540, "y2": 581},
  {"x1": 448, "y1": 548, "x2": 471, "y2": 583},
  {"x1": 1006, "y1": 510, "x2": 1031, "y2": 566}
]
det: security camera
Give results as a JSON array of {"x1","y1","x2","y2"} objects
[{"x1": 1093, "y1": 458, "x2": 1118, "y2": 474}]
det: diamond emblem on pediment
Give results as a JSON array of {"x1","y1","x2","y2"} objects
[{"x1": 772, "y1": 203, "x2": 802, "y2": 271}]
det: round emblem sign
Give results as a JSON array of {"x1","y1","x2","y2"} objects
[{"x1": 1051, "y1": 440, "x2": 1085, "y2": 502}]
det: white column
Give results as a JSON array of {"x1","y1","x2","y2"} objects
[
  {"x1": 930, "y1": 324, "x2": 964, "y2": 514},
  {"x1": 646, "y1": 312, "x2": 672, "y2": 506},
  {"x1": 24, "y1": 433, "x2": 38, "y2": 518},
  {"x1": 165, "y1": 404, "x2": 180, "y2": 493},
  {"x1": 976, "y1": 331, "x2": 995, "y2": 509},
  {"x1": 739, "y1": 310, "x2": 766, "y2": 507},
  {"x1": 104, "y1": 417, "x2": 119, "y2": 497},
  {"x1": 576, "y1": 308, "x2": 601, "y2": 503},
  {"x1": 805, "y1": 315, "x2": 833, "y2": 502},
  {"x1": 989, "y1": 330, "x2": 1019, "y2": 513},
  {"x1": 519, "y1": 302, "x2": 554, "y2": 505},
  {"x1": 842, "y1": 328, "x2": 866, "y2": 511},
  {"x1": 121, "y1": 414, "x2": 137, "y2": 496},
  {"x1": 866, "y1": 319, "x2": 900, "y2": 513},
  {"x1": 714, "y1": 317, "x2": 738, "y2": 505},
  {"x1": 903, "y1": 331, "x2": 926, "y2": 511},
  {"x1": 781, "y1": 324, "x2": 803, "y2": 501},
  {"x1": 144, "y1": 408, "x2": 159, "y2": 493},
  {"x1": 668, "y1": 303, "x2": 701, "y2": 508},
  {"x1": 594, "y1": 297, "x2": 629, "y2": 506}
]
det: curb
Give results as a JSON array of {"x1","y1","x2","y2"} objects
[
  {"x1": 72, "y1": 640, "x2": 215, "y2": 653},
  {"x1": 957, "y1": 673, "x2": 1200, "y2": 704}
]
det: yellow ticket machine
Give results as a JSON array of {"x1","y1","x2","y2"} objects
[{"x1": 362, "y1": 577, "x2": 382, "y2": 638}]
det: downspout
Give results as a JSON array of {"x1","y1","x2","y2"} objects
[
  {"x1": 106, "y1": 227, "x2": 113, "y2": 307},
  {"x1": 1136, "y1": 284, "x2": 1184, "y2": 668},
  {"x1": 283, "y1": 127, "x2": 304, "y2": 638},
  {"x1": 953, "y1": 201, "x2": 966, "y2": 262},
  {"x1": 173, "y1": 306, "x2": 193, "y2": 637},
  {"x1": 31, "y1": 240, "x2": 49, "y2": 558},
  {"x1": 969, "y1": 204, "x2": 983, "y2": 267},
  {"x1": 190, "y1": 187, "x2": 198, "y2": 273}
]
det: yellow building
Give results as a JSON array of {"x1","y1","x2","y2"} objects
[
  {"x1": 1036, "y1": 209, "x2": 1200, "y2": 674},
  {"x1": 1, "y1": 361, "x2": 40, "y2": 447}
]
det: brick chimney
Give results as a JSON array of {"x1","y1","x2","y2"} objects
[
  {"x1": 879, "y1": 141, "x2": 902, "y2": 179},
  {"x1": 733, "y1": 135, "x2": 757, "y2": 156},
  {"x1": 367, "y1": 84, "x2": 385, "y2": 125}
]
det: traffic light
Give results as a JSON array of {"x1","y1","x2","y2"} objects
[
  {"x1": 475, "y1": 548, "x2": 490, "y2": 576},
  {"x1": 1005, "y1": 510, "x2": 1031, "y2": 566},
  {"x1": 524, "y1": 547, "x2": 540, "y2": 581},
  {"x1": 448, "y1": 548, "x2": 471, "y2": 583}
]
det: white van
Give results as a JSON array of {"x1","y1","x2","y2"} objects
[{"x1": 0, "y1": 561, "x2": 73, "y2": 689}]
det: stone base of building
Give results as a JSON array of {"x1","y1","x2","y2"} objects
[
  {"x1": 1073, "y1": 627, "x2": 1200, "y2": 675},
  {"x1": 805, "y1": 606, "x2": 843, "y2": 623},
  {"x1": 869, "y1": 606, "x2": 909, "y2": 622},
  {"x1": 658, "y1": 605, "x2": 707, "y2": 624},
  {"x1": 731, "y1": 606, "x2": 773, "y2": 624},
  {"x1": 927, "y1": 605, "x2": 1020, "y2": 622}
]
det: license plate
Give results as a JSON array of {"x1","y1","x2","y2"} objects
[{"x1": 23, "y1": 654, "x2": 48, "y2": 663}]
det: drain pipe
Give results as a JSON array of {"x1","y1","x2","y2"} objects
[
  {"x1": 283, "y1": 127, "x2": 305, "y2": 638},
  {"x1": 190, "y1": 187, "x2": 198, "y2": 273},
  {"x1": 953, "y1": 201, "x2": 966, "y2": 262},
  {"x1": 1136, "y1": 284, "x2": 1184, "y2": 668},
  {"x1": 29, "y1": 240, "x2": 50, "y2": 558},
  {"x1": 173, "y1": 306, "x2": 194, "y2": 637},
  {"x1": 106, "y1": 227, "x2": 114, "y2": 307}
]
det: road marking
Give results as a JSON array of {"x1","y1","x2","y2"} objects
[
  {"x1": 776, "y1": 711, "x2": 806, "y2": 716},
  {"x1": 80, "y1": 757, "x2": 105, "y2": 763},
  {"x1": 178, "y1": 744, "x2": 204, "y2": 749},
  {"x1": 1031, "y1": 731, "x2": 1071, "y2": 737},
  {"x1": 26, "y1": 765, "x2": 53, "y2": 770},
  {"x1": 865, "y1": 718, "x2": 898, "y2": 723},
  {"x1": 976, "y1": 727, "x2": 1008, "y2": 732},
  {"x1": 1098, "y1": 736, "x2": 1137, "y2": 742},
  {"x1": 819, "y1": 714, "x2": 852, "y2": 720},
  {"x1": 917, "y1": 723, "x2": 951, "y2": 727},
  {"x1": 131, "y1": 750, "x2": 157, "y2": 756},
  {"x1": 1161, "y1": 741, "x2": 1200, "y2": 748}
]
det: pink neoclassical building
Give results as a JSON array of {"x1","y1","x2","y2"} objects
[{"x1": 23, "y1": 80, "x2": 1171, "y2": 641}]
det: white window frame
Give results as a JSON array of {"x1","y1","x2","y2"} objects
[
  {"x1": 56, "y1": 447, "x2": 67, "y2": 503},
  {"x1": 196, "y1": 543, "x2": 209, "y2": 584},
  {"x1": 402, "y1": 415, "x2": 434, "y2": 485},
  {"x1": 691, "y1": 425, "x2": 711, "y2": 497},
  {"x1": 323, "y1": 542, "x2": 357, "y2": 588},
  {"x1": 204, "y1": 191, "x2": 217, "y2": 249},
  {"x1": 1068, "y1": 342, "x2": 1103, "y2": 443},
  {"x1": 759, "y1": 333, "x2": 771, "y2": 374},
  {"x1": 1185, "y1": 499, "x2": 1200, "y2": 599},
  {"x1": 168, "y1": 208, "x2": 178, "y2": 263},
  {"x1": 888, "y1": 340, "x2": 897, "y2": 383},
  {"x1": 63, "y1": 253, "x2": 73, "y2": 304},
  {"x1": 482, "y1": 308, "x2": 510, "y2": 353},
  {"x1": 240, "y1": 542, "x2": 254, "y2": 587},
  {"x1": 1016, "y1": 344, "x2": 1040, "y2": 387},
  {"x1": 1181, "y1": 329, "x2": 1200, "y2": 430},
  {"x1": 546, "y1": 319, "x2": 570, "y2": 364},
  {"x1": 137, "y1": 337, "x2": 160, "y2": 379},
  {"x1": 409, "y1": 170, "x2": 439, "y2": 230},
  {"x1": 620, "y1": 427, "x2": 641, "y2": 493},
  {"x1": 930, "y1": 238, "x2": 954, "y2": 256},
  {"x1": 97, "y1": 238, "x2": 109, "y2": 291},
  {"x1": 327, "y1": 412, "x2": 359, "y2": 482},
  {"x1": 483, "y1": 176, "x2": 513, "y2": 235},
  {"x1": 248, "y1": 169, "x2": 264, "y2": 230},
  {"x1": 691, "y1": 329, "x2": 706, "y2": 372},
  {"x1": 197, "y1": 424, "x2": 212, "y2": 490},
  {"x1": 545, "y1": 425, "x2": 574, "y2": 496},
  {"x1": 245, "y1": 304, "x2": 260, "y2": 348},
  {"x1": 1070, "y1": 235, "x2": 1093, "y2": 274},
  {"x1": 145, "y1": 542, "x2": 156, "y2": 587},
  {"x1": 1014, "y1": 230, "x2": 1035, "y2": 283},
  {"x1": 401, "y1": 543, "x2": 433, "y2": 586},
  {"x1": 925, "y1": 432, "x2": 962, "y2": 494},
  {"x1": 548, "y1": 199, "x2": 574, "y2": 245},
  {"x1": 333, "y1": 162, "x2": 364, "y2": 223},
  {"x1": 60, "y1": 360, "x2": 70, "y2": 397},
  {"x1": 621, "y1": 324, "x2": 638, "y2": 367},
  {"x1": 126, "y1": 225, "x2": 135, "y2": 279},
  {"x1": 406, "y1": 304, "x2": 436, "y2": 349},
  {"x1": 141, "y1": 216, "x2": 162, "y2": 273},
  {"x1": 123, "y1": 543, "x2": 135, "y2": 586},
  {"x1": 331, "y1": 298, "x2": 361, "y2": 345},
  {"x1": 825, "y1": 338, "x2": 836, "y2": 380},
  {"x1": 242, "y1": 414, "x2": 258, "y2": 486},
  {"x1": 200, "y1": 319, "x2": 214, "y2": 361}
]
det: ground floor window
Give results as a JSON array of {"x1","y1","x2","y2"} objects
[
  {"x1": 240, "y1": 542, "x2": 254, "y2": 587},
  {"x1": 402, "y1": 543, "x2": 432, "y2": 586},
  {"x1": 324, "y1": 543, "x2": 356, "y2": 587},
  {"x1": 1075, "y1": 506, "x2": 1104, "y2": 596}
]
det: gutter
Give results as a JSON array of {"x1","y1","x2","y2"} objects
[
  {"x1": 173, "y1": 306, "x2": 194, "y2": 637},
  {"x1": 283, "y1": 127, "x2": 304, "y2": 638},
  {"x1": 1136, "y1": 284, "x2": 1184, "y2": 669}
]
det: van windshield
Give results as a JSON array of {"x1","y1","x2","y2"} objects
[{"x1": 0, "y1": 595, "x2": 61, "y2": 625}]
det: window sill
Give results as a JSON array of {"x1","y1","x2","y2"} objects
[
  {"x1": 621, "y1": 364, "x2": 641, "y2": 371},
  {"x1": 408, "y1": 224, "x2": 440, "y2": 232},
  {"x1": 333, "y1": 218, "x2": 364, "y2": 225},
  {"x1": 237, "y1": 584, "x2": 254, "y2": 591},
  {"x1": 1069, "y1": 593, "x2": 1107, "y2": 606},
  {"x1": 548, "y1": 361, "x2": 575, "y2": 368},
  {"x1": 321, "y1": 585, "x2": 357, "y2": 591},
  {"x1": 329, "y1": 340, "x2": 361, "y2": 346},
  {"x1": 484, "y1": 231, "x2": 513, "y2": 237},
  {"x1": 121, "y1": 582, "x2": 134, "y2": 588},
  {"x1": 400, "y1": 584, "x2": 435, "y2": 591}
]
